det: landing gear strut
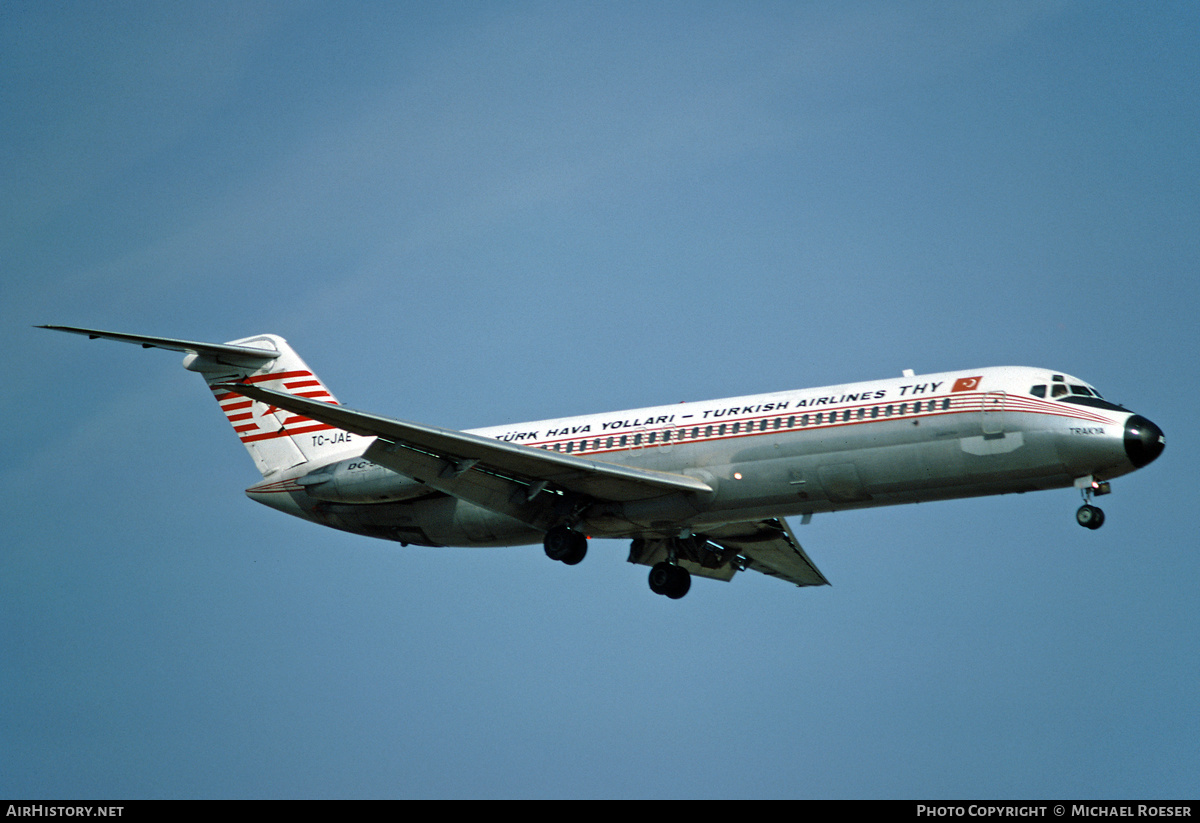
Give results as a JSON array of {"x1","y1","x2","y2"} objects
[
  {"x1": 543, "y1": 525, "x2": 587, "y2": 565},
  {"x1": 648, "y1": 562, "x2": 691, "y2": 599}
]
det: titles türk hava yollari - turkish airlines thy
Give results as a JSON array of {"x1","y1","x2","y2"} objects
[{"x1": 42, "y1": 326, "x2": 1164, "y2": 599}]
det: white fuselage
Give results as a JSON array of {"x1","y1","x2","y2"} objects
[{"x1": 248, "y1": 365, "x2": 1156, "y2": 549}]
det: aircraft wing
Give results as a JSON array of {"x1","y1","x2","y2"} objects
[
  {"x1": 216, "y1": 384, "x2": 713, "y2": 515},
  {"x1": 706, "y1": 518, "x2": 830, "y2": 587}
]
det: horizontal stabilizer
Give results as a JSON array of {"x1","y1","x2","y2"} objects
[
  {"x1": 40, "y1": 326, "x2": 361, "y2": 477},
  {"x1": 38, "y1": 325, "x2": 280, "y2": 368}
]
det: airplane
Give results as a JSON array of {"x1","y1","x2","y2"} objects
[{"x1": 40, "y1": 325, "x2": 1165, "y2": 599}]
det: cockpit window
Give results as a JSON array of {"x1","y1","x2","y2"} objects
[
  {"x1": 1030, "y1": 385, "x2": 1046, "y2": 398},
  {"x1": 1070, "y1": 385, "x2": 1094, "y2": 397},
  {"x1": 1051, "y1": 383, "x2": 1068, "y2": 398}
]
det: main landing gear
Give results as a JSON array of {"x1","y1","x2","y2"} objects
[
  {"x1": 1075, "y1": 478, "x2": 1111, "y2": 530},
  {"x1": 648, "y1": 562, "x2": 691, "y2": 599},
  {"x1": 543, "y1": 528, "x2": 694, "y2": 599},
  {"x1": 543, "y1": 524, "x2": 587, "y2": 565}
]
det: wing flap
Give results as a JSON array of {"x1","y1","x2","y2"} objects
[
  {"x1": 625, "y1": 518, "x2": 828, "y2": 588},
  {"x1": 707, "y1": 518, "x2": 830, "y2": 587}
]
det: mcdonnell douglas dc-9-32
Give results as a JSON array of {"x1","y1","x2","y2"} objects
[{"x1": 42, "y1": 325, "x2": 1164, "y2": 599}]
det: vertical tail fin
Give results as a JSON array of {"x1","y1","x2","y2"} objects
[
  {"x1": 38, "y1": 326, "x2": 362, "y2": 478},
  {"x1": 185, "y1": 334, "x2": 362, "y2": 477}
]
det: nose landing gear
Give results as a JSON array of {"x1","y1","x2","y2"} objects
[
  {"x1": 1076, "y1": 504, "x2": 1105, "y2": 530},
  {"x1": 1075, "y1": 477, "x2": 1111, "y2": 530}
]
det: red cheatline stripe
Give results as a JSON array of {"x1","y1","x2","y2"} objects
[
  {"x1": 210, "y1": 370, "x2": 316, "y2": 396},
  {"x1": 281, "y1": 422, "x2": 336, "y2": 434},
  {"x1": 240, "y1": 370, "x2": 313, "y2": 384},
  {"x1": 216, "y1": 381, "x2": 1117, "y2": 451},
  {"x1": 516, "y1": 392, "x2": 1119, "y2": 457}
]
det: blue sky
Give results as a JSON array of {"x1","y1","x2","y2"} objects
[{"x1": 3, "y1": 1, "x2": 1197, "y2": 799}]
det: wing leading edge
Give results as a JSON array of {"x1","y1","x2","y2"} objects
[{"x1": 216, "y1": 382, "x2": 713, "y2": 507}]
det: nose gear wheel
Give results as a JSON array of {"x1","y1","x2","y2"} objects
[{"x1": 1076, "y1": 504, "x2": 1105, "y2": 530}]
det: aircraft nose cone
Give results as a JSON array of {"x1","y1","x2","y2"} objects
[{"x1": 1124, "y1": 415, "x2": 1165, "y2": 468}]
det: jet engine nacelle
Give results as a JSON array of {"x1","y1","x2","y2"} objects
[{"x1": 296, "y1": 457, "x2": 426, "y2": 504}]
